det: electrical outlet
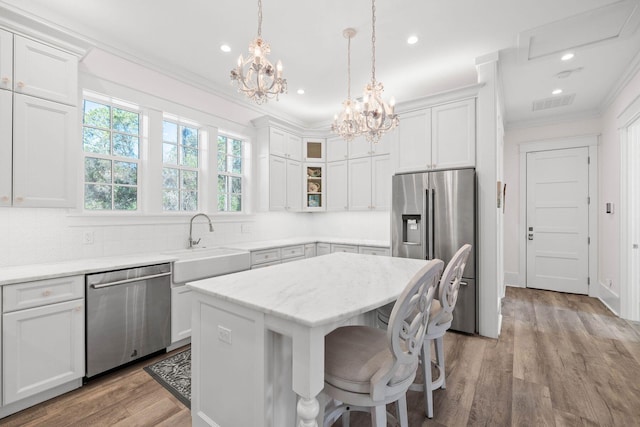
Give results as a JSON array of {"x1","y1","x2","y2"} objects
[
  {"x1": 83, "y1": 231, "x2": 94, "y2": 245},
  {"x1": 218, "y1": 325, "x2": 232, "y2": 344}
]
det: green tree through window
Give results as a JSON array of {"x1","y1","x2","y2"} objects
[
  {"x1": 217, "y1": 135, "x2": 243, "y2": 212},
  {"x1": 83, "y1": 99, "x2": 140, "y2": 210}
]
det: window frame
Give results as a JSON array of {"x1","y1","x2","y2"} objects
[
  {"x1": 81, "y1": 94, "x2": 142, "y2": 213},
  {"x1": 216, "y1": 134, "x2": 245, "y2": 214},
  {"x1": 161, "y1": 117, "x2": 202, "y2": 212}
]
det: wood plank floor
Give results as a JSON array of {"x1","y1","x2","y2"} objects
[{"x1": 2, "y1": 287, "x2": 639, "y2": 426}]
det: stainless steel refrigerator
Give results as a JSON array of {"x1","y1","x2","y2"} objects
[{"x1": 391, "y1": 168, "x2": 477, "y2": 334}]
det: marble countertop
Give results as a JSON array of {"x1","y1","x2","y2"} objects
[
  {"x1": 187, "y1": 252, "x2": 429, "y2": 327},
  {"x1": 0, "y1": 237, "x2": 391, "y2": 286}
]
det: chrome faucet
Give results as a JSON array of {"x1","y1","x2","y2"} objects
[{"x1": 188, "y1": 213, "x2": 214, "y2": 249}]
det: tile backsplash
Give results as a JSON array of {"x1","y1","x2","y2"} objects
[{"x1": 0, "y1": 208, "x2": 390, "y2": 268}]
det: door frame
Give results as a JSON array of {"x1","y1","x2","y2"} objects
[
  {"x1": 618, "y1": 95, "x2": 640, "y2": 321},
  {"x1": 519, "y1": 135, "x2": 599, "y2": 297}
]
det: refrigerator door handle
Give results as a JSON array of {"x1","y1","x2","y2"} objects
[
  {"x1": 430, "y1": 188, "x2": 435, "y2": 260},
  {"x1": 425, "y1": 188, "x2": 434, "y2": 260}
]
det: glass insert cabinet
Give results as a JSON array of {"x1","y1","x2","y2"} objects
[{"x1": 304, "y1": 163, "x2": 325, "y2": 211}]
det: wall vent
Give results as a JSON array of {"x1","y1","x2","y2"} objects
[{"x1": 532, "y1": 94, "x2": 575, "y2": 111}]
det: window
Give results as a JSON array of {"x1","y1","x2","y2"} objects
[
  {"x1": 82, "y1": 99, "x2": 140, "y2": 210},
  {"x1": 162, "y1": 120, "x2": 200, "y2": 211},
  {"x1": 217, "y1": 135, "x2": 243, "y2": 212}
]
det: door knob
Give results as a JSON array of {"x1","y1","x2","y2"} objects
[{"x1": 528, "y1": 233, "x2": 534, "y2": 240}]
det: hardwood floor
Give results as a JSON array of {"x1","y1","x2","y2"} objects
[{"x1": 2, "y1": 287, "x2": 639, "y2": 426}]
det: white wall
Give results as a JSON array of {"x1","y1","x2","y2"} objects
[
  {"x1": 0, "y1": 48, "x2": 394, "y2": 269},
  {"x1": 598, "y1": 65, "x2": 640, "y2": 313},
  {"x1": 503, "y1": 117, "x2": 602, "y2": 286}
]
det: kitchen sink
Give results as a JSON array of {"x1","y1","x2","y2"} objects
[{"x1": 165, "y1": 247, "x2": 251, "y2": 284}]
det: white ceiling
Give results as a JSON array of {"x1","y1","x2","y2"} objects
[{"x1": 2, "y1": 0, "x2": 639, "y2": 129}]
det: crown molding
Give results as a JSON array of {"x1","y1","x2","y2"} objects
[{"x1": 599, "y1": 47, "x2": 640, "y2": 114}]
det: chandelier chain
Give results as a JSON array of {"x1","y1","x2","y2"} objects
[
  {"x1": 257, "y1": 0, "x2": 262, "y2": 37},
  {"x1": 347, "y1": 34, "x2": 352, "y2": 100},
  {"x1": 371, "y1": 0, "x2": 376, "y2": 83}
]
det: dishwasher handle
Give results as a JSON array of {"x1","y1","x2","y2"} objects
[{"x1": 90, "y1": 272, "x2": 172, "y2": 289}]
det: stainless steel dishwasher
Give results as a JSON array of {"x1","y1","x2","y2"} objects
[{"x1": 85, "y1": 263, "x2": 171, "y2": 378}]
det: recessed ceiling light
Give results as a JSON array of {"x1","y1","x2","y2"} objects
[
  {"x1": 220, "y1": 44, "x2": 231, "y2": 53},
  {"x1": 407, "y1": 35, "x2": 418, "y2": 45},
  {"x1": 552, "y1": 89, "x2": 563, "y2": 95},
  {"x1": 561, "y1": 52, "x2": 574, "y2": 61},
  {"x1": 297, "y1": 89, "x2": 305, "y2": 95}
]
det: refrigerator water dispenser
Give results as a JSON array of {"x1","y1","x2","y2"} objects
[{"x1": 402, "y1": 214, "x2": 421, "y2": 244}]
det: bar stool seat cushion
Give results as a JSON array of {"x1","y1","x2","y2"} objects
[{"x1": 325, "y1": 325, "x2": 419, "y2": 394}]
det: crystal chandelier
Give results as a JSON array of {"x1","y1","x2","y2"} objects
[
  {"x1": 360, "y1": 0, "x2": 399, "y2": 143},
  {"x1": 331, "y1": 28, "x2": 364, "y2": 142},
  {"x1": 230, "y1": 0, "x2": 287, "y2": 104}
]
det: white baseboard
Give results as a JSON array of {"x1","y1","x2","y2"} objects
[
  {"x1": 504, "y1": 271, "x2": 524, "y2": 287},
  {"x1": 598, "y1": 281, "x2": 620, "y2": 316}
]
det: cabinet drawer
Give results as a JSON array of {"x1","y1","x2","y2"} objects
[
  {"x1": 280, "y1": 245, "x2": 305, "y2": 260},
  {"x1": 251, "y1": 260, "x2": 281, "y2": 269},
  {"x1": 280, "y1": 255, "x2": 305, "y2": 264},
  {"x1": 359, "y1": 246, "x2": 391, "y2": 256},
  {"x1": 3, "y1": 275, "x2": 84, "y2": 313},
  {"x1": 251, "y1": 248, "x2": 281, "y2": 265},
  {"x1": 330, "y1": 244, "x2": 359, "y2": 254}
]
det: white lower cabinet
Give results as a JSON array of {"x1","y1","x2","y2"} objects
[
  {"x1": 3, "y1": 298, "x2": 84, "y2": 405},
  {"x1": 330, "y1": 244, "x2": 359, "y2": 254},
  {"x1": 304, "y1": 243, "x2": 316, "y2": 258},
  {"x1": 316, "y1": 243, "x2": 331, "y2": 256},
  {"x1": 171, "y1": 285, "x2": 192, "y2": 343}
]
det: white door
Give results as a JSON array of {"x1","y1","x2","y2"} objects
[
  {"x1": 526, "y1": 147, "x2": 589, "y2": 294},
  {"x1": 629, "y1": 118, "x2": 640, "y2": 317}
]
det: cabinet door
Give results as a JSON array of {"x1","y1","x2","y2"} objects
[
  {"x1": 396, "y1": 109, "x2": 431, "y2": 172},
  {"x1": 13, "y1": 94, "x2": 77, "y2": 208},
  {"x1": 326, "y1": 136, "x2": 348, "y2": 162},
  {"x1": 348, "y1": 157, "x2": 372, "y2": 211},
  {"x1": 0, "y1": 29, "x2": 12, "y2": 92},
  {"x1": 371, "y1": 130, "x2": 393, "y2": 156},
  {"x1": 316, "y1": 243, "x2": 331, "y2": 256},
  {"x1": 286, "y1": 159, "x2": 302, "y2": 211},
  {"x1": 0, "y1": 90, "x2": 11, "y2": 206},
  {"x1": 304, "y1": 243, "x2": 316, "y2": 258},
  {"x1": 432, "y1": 99, "x2": 475, "y2": 169},
  {"x1": 372, "y1": 154, "x2": 392, "y2": 211},
  {"x1": 327, "y1": 160, "x2": 348, "y2": 211},
  {"x1": 304, "y1": 139, "x2": 325, "y2": 162},
  {"x1": 171, "y1": 286, "x2": 192, "y2": 343},
  {"x1": 13, "y1": 36, "x2": 78, "y2": 106},
  {"x1": 269, "y1": 155, "x2": 287, "y2": 211},
  {"x1": 348, "y1": 135, "x2": 371, "y2": 159},
  {"x1": 269, "y1": 128, "x2": 287, "y2": 158},
  {"x1": 3, "y1": 299, "x2": 84, "y2": 405},
  {"x1": 286, "y1": 134, "x2": 302, "y2": 161}
]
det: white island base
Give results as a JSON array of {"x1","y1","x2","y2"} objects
[{"x1": 188, "y1": 253, "x2": 430, "y2": 426}]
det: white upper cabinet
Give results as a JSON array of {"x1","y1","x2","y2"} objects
[
  {"x1": 348, "y1": 133, "x2": 393, "y2": 159},
  {"x1": 396, "y1": 98, "x2": 475, "y2": 172},
  {"x1": 326, "y1": 160, "x2": 348, "y2": 211},
  {"x1": 0, "y1": 29, "x2": 12, "y2": 92},
  {"x1": 396, "y1": 109, "x2": 432, "y2": 173},
  {"x1": 348, "y1": 154, "x2": 391, "y2": 211},
  {"x1": 431, "y1": 98, "x2": 475, "y2": 169},
  {"x1": 304, "y1": 138, "x2": 325, "y2": 162},
  {"x1": 269, "y1": 155, "x2": 301, "y2": 212},
  {"x1": 13, "y1": 94, "x2": 77, "y2": 207},
  {"x1": 269, "y1": 128, "x2": 302, "y2": 161},
  {"x1": 327, "y1": 135, "x2": 348, "y2": 162},
  {"x1": 0, "y1": 90, "x2": 11, "y2": 207},
  {"x1": 13, "y1": 36, "x2": 78, "y2": 106}
]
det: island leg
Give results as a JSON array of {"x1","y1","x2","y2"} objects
[{"x1": 297, "y1": 396, "x2": 320, "y2": 427}]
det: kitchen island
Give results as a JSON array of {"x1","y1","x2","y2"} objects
[{"x1": 188, "y1": 252, "x2": 431, "y2": 427}]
